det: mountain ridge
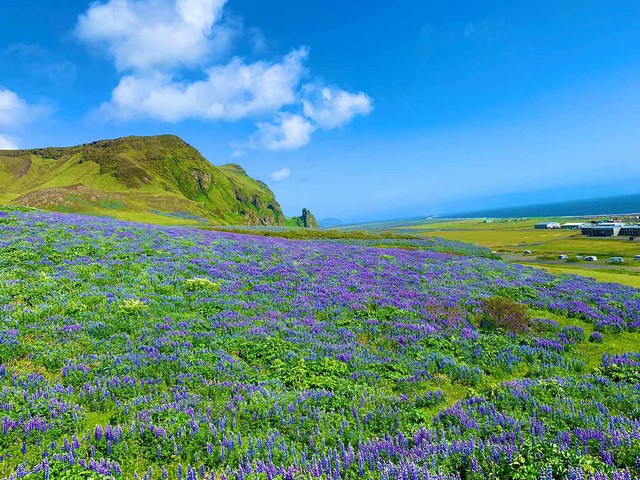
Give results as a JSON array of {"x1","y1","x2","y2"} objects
[{"x1": 0, "y1": 135, "x2": 286, "y2": 226}]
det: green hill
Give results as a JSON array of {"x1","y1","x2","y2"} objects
[{"x1": 0, "y1": 135, "x2": 285, "y2": 226}]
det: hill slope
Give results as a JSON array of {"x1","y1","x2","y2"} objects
[{"x1": 0, "y1": 135, "x2": 285, "y2": 226}]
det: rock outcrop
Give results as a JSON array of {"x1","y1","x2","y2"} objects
[{"x1": 291, "y1": 208, "x2": 320, "y2": 229}]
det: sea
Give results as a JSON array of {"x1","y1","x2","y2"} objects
[{"x1": 447, "y1": 193, "x2": 640, "y2": 219}]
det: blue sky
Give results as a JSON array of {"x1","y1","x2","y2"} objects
[{"x1": 1, "y1": 1, "x2": 640, "y2": 222}]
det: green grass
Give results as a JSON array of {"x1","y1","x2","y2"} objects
[
  {"x1": 103, "y1": 209, "x2": 205, "y2": 226},
  {"x1": 419, "y1": 228, "x2": 573, "y2": 249},
  {"x1": 530, "y1": 309, "x2": 640, "y2": 369},
  {"x1": 210, "y1": 226, "x2": 418, "y2": 241},
  {"x1": 284, "y1": 217, "x2": 302, "y2": 228},
  {"x1": 339, "y1": 216, "x2": 640, "y2": 291},
  {"x1": 366, "y1": 217, "x2": 640, "y2": 284},
  {"x1": 407, "y1": 218, "x2": 640, "y2": 258},
  {"x1": 406, "y1": 218, "x2": 556, "y2": 231},
  {"x1": 381, "y1": 217, "x2": 579, "y2": 249},
  {"x1": 530, "y1": 264, "x2": 640, "y2": 288},
  {"x1": 519, "y1": 236, "x2": 640, "y2": 257}
]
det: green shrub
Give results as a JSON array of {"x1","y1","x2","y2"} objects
[
  {"x1": 480, "y1": 296, "x2": 530, "y2": 333},
  {"x1": 186, "y1": 277, "x2": 222, "y2": 292},
  {"x1": 494, "y1": 286, "x2": 538, "y2": 302},
  {"x1": 598, "y1": 364, "x2": 640, "y2": 383},
  {"x1": 119, "y1": 298, "x2": 146, "y2": 312}
]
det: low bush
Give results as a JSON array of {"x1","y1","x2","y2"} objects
[
  {"x1": 480, "y1": 296, "x2": 530, "y2": 333},
  {"x1": 530, "y1": 318, "x2": 560, "y2": 334}
]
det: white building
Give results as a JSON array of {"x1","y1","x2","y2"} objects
[{"x1": 534, "y1": 222, "x2": 561, "y2": 230}]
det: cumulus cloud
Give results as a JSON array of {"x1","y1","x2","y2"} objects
[
  {"x1": 252, "y1": 114, "x2": 315, "y2": 151},
  {"x1": 0, "y1": 134, "x2": 19, "y2": 150},
  {"x1": 76, "y1": 0, "x2": 231, "y2": 71},
  {"x1": 302, "y1": 85, "x2": 373, "y2": 130},
  {"x1": 271, "y1": 167, "x2": 291, "y2": 181},
  {"x1": 0, "y1": 88, "x2": 37, "y2": 128},
  {"x1": 102, "y1": 48, "x2": 308, "y2": 121},
  {"x1": 76, "y1": 0, "x2": 373, "y2": 151},
  {"x1": 0, "y1": 88, "x2": 48, "y2": 149}
]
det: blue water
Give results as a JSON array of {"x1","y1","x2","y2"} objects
[{"x1": 447, "y1": 193, "x2": 640, "y2": 218}]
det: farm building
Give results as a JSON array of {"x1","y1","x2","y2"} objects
[{"x1": 535, "y1": 222, "x2": 561, "y2": 230}]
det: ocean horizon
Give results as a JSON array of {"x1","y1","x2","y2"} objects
[{"x1": 446, "y1": 193, "x2": 640, "y2": 219}]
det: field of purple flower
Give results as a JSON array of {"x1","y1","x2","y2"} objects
[{"x1": 1, "y1": 209, "x2": 640, "y2": 480}]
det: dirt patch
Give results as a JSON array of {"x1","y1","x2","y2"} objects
[{"x1": 14, "y1": 158, "x2": 32, "y2": 179}]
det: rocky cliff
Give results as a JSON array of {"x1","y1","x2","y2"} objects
[{"x1": 289, "y1": 208, "x2": 320, "y2": 229}]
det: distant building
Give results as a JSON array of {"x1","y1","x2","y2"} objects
[
  {"x1": 620, "y1": 225, "x2": 640, "y2": 237},
  {"x1": 561, "y1": 222, "x2": 588, "y2": 230},
  {"x1": 596, "y1": 222, "x2": 625, "y2": 227},
  {"x1": 582, "y1": 225, "x2": 623, "y2": 237},
  {"x1": 535, "y1": 222, "x2": 561, "y2": 230}
]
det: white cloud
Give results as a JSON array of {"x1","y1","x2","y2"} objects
[
  {"x1": 302, "y1": 85, "x2": 373, "y2": 130},
  {"x1": 102, "y1": 48, "x2": 308, "y2": 121},
  {"x1": 0, "y1": 88, "x2": 48, "y2": 149},
  {"x1": 239, "y1": 85, "x2": 372, "y2": 152},
  {"x1": 252, "y1": 114, "x2": 315, "y2": 151},
  {"x1": 0, "y1": 134, "x2": 19, "y2": 150},
  {"x1": 0, "y1": 88, "x2": 35, "y2": 128},
  {"x1": 271, "y1": 167, "x2": 291, "y2": 181},
  {"x1": 76, "y1": 0, "x2": 373, "y2": 151},
  {"x1": 76, "y1": 0, "x2": 231, "y2": 71}
]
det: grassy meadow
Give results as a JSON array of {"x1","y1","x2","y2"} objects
[
  {"x1": 363, "y1": 217, "x2": 640, "y2": 286},
  {"x1": 531, "y1": 265, "x2": 640, "y2": 288},
  {"x1": 2, "y1": 207, "x2": 640, "y2": 479}
]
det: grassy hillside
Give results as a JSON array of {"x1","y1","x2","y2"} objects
[{"x1": 0, "y1": 135, "x2": 285, "y2": 226}]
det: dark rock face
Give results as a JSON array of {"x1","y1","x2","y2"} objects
[
  {"x1": 229, "y1": 186, "x2": 284, "y2": 227},
  {"x1": 301, "y1": 208, "x2": 319, "y2": 229}
]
